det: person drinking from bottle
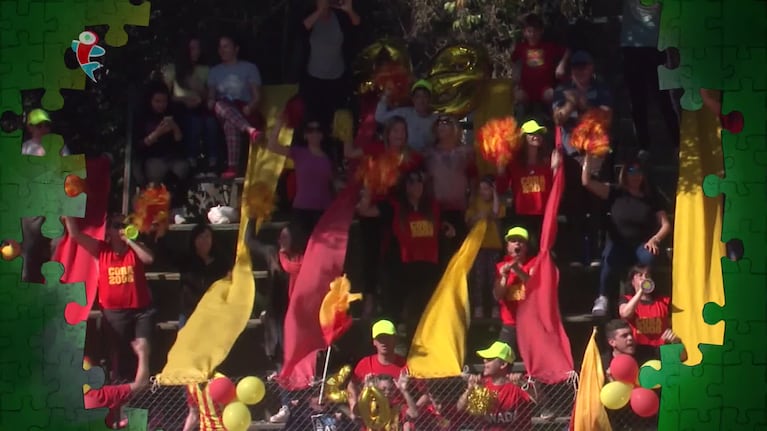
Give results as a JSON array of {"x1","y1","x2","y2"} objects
[
  {"x1": 63, "y1": 214, "x2": 154, "y2": 383},
  {"x1": 618, "y1": 265, "x2": 686, "y2": 362},
  {"x1": 493, "y1": 227, "x2": 535, "y2": 359}
]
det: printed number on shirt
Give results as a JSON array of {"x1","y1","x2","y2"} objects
[
  {"x1": 506, "y1": 283, "x2": 526, "y2": 301},
  {"x1": 410, "y1": 220, "x2": 434, "y2": 238},
  {"x1": 520, "y1": 175, "x2": 545, "y2": 194},
  {"x1": 526, "y1": 49, "x2": 545, "y2": 67},
  {"x1": 107, "y1": 266, "x2": 135, "y2": 285},
  {"x1": 636, "y1": 317, "x2": 662, "y2": 335}
]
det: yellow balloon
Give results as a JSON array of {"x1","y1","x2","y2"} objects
[
  {"x1": 600, "y1": 381, "x2": 633, "y2": 410},
  {"x1": 236, "y1": 376, "x2": 266, "y2": 405},
  {"x1": 222, "y1": 401, "x2": 251, "y2": 431},
  {"x1": 641, "y1": 360, "x2": 662, "y2": 389}
]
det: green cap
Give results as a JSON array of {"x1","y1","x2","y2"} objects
[
  {"x1": 504, "y1": 226, "x2": 529, "y2": 242},
  {"x1": 520, "y1": 120, "x2": 547, "y2": 135},
  {"x1": 411, "y1": 79, "x2": 433, "y2": 94},
  {"x1": 27, "y1": 109, "x2": 51, "y2": 126},
  {"x1": 371, "y1": 319, "x2": 397, "y2": 339},
  {"x1": 477, "y1": 341, "x2": 516, "y2": 363}
]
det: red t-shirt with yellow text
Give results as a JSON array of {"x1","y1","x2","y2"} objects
[
  {"x1": 621, "y1": 295, "x2": 671, "y2": 347},
  {"x1": 480, "y1": 378, "x2": 533, "y2": 431},
  {"x1": 98, "y1": 242, "x2": 151, "y2": 310},
  {"x1": 497, "y1": 162, "x2": 553, "y2": 216},
  {"x1": 510, "y1": 41, "x2": 566, "y2": 102},
  {"x1": 495, "y1": 256, "x2": 536, "y2": 326},
  {"x1": 391, "y1": 200, "x2": 440, "y2": 264}
]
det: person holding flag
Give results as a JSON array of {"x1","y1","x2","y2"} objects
[
  {"x1": 457, "y1": 341, "x2": 535, "y2": 430},
  {"x1": 493, "y1": 227, "x2": 536, "y2": 358}
]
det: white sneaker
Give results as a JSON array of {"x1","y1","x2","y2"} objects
[
  {"x1": 269, "y1": 405, "x2": 290, "y2": 423},
  {"x1": 592, "y1": 295, "x2": 608, "y2": 316}
]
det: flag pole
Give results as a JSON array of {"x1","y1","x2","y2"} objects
[{"x1": 318, "y1": 345, "x2": 332, "y2": 405}]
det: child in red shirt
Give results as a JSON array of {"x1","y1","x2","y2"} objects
[
  {"x1": 183, "y1": 373, "x2": 228, "y2": 431},
  {"x1": 511, "y1": 13, "x2": 569, "y2": 115},
  {"x1": 457, "y1": 341, "x2": 535, "y2": 431},
  {"x1": 494, "y1": 227, "x2": 536, "y2": 358},
  {"x1": 618, "y1": 265, "x2": 687, "y2": 362}
]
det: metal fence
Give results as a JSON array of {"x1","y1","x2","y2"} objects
[{"x1": 101, "y1": 372, "x2": 658, "y2": 431}]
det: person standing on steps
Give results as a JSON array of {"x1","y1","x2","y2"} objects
[
  {"x1": 581, "y1": 154, "x2": 671, "y2": 317},
  {"x1": 207, "y1": 34, "x2": 263, "y2": 180},
  {"x1": 63, "y1": 214, "x2": 154, "y2": 383},
  {"x1": 374, "y1": 80, "x2": 438, "y2": 152}
]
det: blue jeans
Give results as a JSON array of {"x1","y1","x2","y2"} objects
[
  {"x1": 598, "y1": 239, "x2": 655, "y2": 297},
  {"x1": 181, "y1": 109, "x2": 221, "y2": 162}
]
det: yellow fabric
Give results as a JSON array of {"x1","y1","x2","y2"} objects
[
  {"x1": 572, "y1": 328, "x2": 612, "y2": 431},
  {"x1": 161, "y1": 63, "x2": 209, "y2": 99},
  {"x1": 472, "y1": 79, "x2": 514, "y2": 176},
  {"x1": 465, "y1": 197, "x2": 504, "y2": 249},
  {"x1": 155, "y1": 85, "x2": 297, "y2": 385},
  {"x1": 319, "y1": 275, "x2": 362, "y2": 329},
  {"x1": 671, "y1": 108, "x2": 726, "y2": 364},
  {"x1": 407, "y1": 220, "x2": 487, "y2": 378}
]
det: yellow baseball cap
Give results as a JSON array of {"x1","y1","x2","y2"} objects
[
  {"x1": 520, "y1": 120, "x2": 546, "y2": 135},
  {"x1": 477, "y1": 341, "x2": 516, "y2": 363},
  {"x1": 504, "y1": 226, "x2": 529, "y2": 241},
  {"x1": 411, "y1": 79, "x2": 433, "y2": 94},
  {"x1": 27, "y1": 108, "x2": 51, "y2": 125},
  {"x1": 371, "y1": 319, "x2": 397, "y2": 339}
]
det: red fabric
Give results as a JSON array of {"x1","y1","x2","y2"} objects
[
  {"x1": 97, "y1": 242, "x2": 151, "y2": 310},
  {"x1": 352, "y1": 354, "x2": 407, "y2": 383},
  {"x1": 52, "y1": 157, "x2": 111, "y2": 324},
  {"x1": 495, "y1": 256, "x2": 536, "y2": 326},
  {"x1": 84, "y1": 383, "x2": 132, "y2": 410},
  {"x1": 278, "y1": 183, "x2": 362, "y2": 390},
  {"x1": 278, "y1": 251, "x2": 303, "y2": 298},
  {"x1": 231, "y1": 100, "x2": 265, "y2": 129},
  {"x1": 511, "y1": 42, "x2": 566, "y2": 102},
  {"x1": 186, "y1": 383, "x2": 225, "y2": 431},
  {"x1": 497, "y1": 162, "x2": 553, "y2": 216},
  {"x1": 624, "y1": 295, "x2": 671, "y2": 347},
  {"x1": 480, "y1": 379, "x2": 533, "y2": 431},
  {"x1": 321, "y1": 305, "x2": 354, "y2": 345},
  {"x1": 391, "y1": 200, "x2": 440, "y2": 264},
  {"x1": 515, "y1": 127, "x2": 574, "y2": 384}
]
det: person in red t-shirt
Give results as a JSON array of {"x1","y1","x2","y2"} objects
[
  {"x1": 494, "y1": 227, "x2": 536, "y2": 358},
  {"x1": 458, "y1": 341, "x2": 535, "y2": 431},
  {"x1": 496, "y1": 120, "x2": 560, "y2": 241},
  {"x1": 348, "y1": 320, "x2": 408, "y2": 421},
  {"x1": 511, "y1": 13, "x2": 569, "y2": 116},
  {"x1": 64, "y1": 214, "x2": 154, "y2": 382},
  {"x1": 618, "y1": 265, "x2": 687, "y2": 362},
  {"x1": 84, "y1": 339, "x2": 149, "y2": 429},
  {"x1": 358, "y1": 170, "x2": 455, "y2": 337}
]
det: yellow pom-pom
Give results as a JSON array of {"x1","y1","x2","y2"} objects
[{"x1": 466, "y1": 386, "x2": 498, "y2": 416}]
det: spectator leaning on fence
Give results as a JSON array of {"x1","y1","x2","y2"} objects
[
  {"x1": 457, "y1": 341, "x2": 535, "y2": 431},
  {"x1": 602, "y1": 319, "x2": 637, "y2": 381}
]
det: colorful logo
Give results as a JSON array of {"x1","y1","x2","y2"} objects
[{"x1": 71, "y1": 31, "x2": 105, "y2": 83}]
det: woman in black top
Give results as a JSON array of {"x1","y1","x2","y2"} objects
[
  {"x1": 178, "y1": 224, "x2": 231, "y2": 328},
  {"x1": 581, "y1": 153, "x2": 671, "y2": 317}
]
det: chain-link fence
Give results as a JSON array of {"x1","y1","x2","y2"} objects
[{"x1": 99, "y1": 371, "x2": 658, "y2": 431}]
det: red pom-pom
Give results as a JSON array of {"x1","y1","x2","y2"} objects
[
  {"x1": 208, "y1": 377, "x2": 236, "y2": 406},
  {"x1": 355, "y1": 150, "x2": 403, "y2": 196},
  {"x1": 570, "y1": 109, "x2": 612, "y2": 156},
  {"x1": 132, "y1": 185, "x2": 171, "y2": 233},
  {"x1": 374, "y1": 62, "x2": 412, "y2": 107},
  {"x1": 282, "y1": 96, "x2": 305, "y2": 129},
  {"x1": 477, "y1": 117, "x2": 521, "y2": 166}
]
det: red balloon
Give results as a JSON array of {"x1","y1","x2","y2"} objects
[
  {"x1": 610, "y1": 354, "x2": 639, "y2": 384},
  {"x1": 630, "y1": 387, "x2": 659, "y2": 418},
  {"x1": 208, "y1": 377, "x2": 236, "y2": 405}
]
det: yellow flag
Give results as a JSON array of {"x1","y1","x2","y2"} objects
[
  {"x1": 407, "y1": 220, "x2": 487, "y2": 378},
  {"x1": 571, "y1": 327, "x2": 612, "y2": 431},
  {"x1": 672, "y1": 108, "x2": 726, "y2": 364},
  {"x1": 155, "y1": 85, "x2": 297, "y2": 385}
]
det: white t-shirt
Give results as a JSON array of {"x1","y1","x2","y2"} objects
[
  {"x1": 374, "y1": 102, "x2": 437, "y2": 152},
  {"x1": 21, "y1": 138, "x2": 70, "y2": 156}
]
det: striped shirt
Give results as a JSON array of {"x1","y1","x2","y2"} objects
[{"x1": 186, "y1": 383, "x2": 225, "y2": 431}]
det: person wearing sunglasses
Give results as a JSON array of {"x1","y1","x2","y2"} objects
[
  {"x1": 266, "y1": 114, "x2": 335, "y2": 236},
  {"x1": 581, "y1": 154, "x2": 671, "y2": 317},
  {"x1": 63, "y1": 214, "x2": 155, "y2": 383}
]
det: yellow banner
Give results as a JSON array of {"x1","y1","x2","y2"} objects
[
  {"x1": 407, "y1": 220, "x2": 487, "y2": 378},
  {"x1": 671, "y1": 108, "x2": 726, "y2": 365},
  {"x1": 572, "y1": 327, "x2": 612, "y2": 431}
]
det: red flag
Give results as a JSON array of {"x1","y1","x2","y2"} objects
[
  {"x1": 278, "y1": 183, "x2": 361, "y2": 390},
  {"x1": 515, "y1": 128, "x2": 574, "y2": 384},
  {"x1": 52, "y1": 157, "x2": 111, "y2": 325}
]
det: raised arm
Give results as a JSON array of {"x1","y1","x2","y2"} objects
[
  {"x1": 581, "y1": 154, "x2": 610, "y2": 200},
  {"x1": 619, "y1": 289, "x2": 643, "y2": 319},
  {"x1": 265, "y1": 117, "x2": 290, "y2": 157},
  {"x1": 63, "y1": 217, "x2": 100, "y2": 257},
  {"x1": 124, "y1": 235, "x2": 154, "y2": 265},
  {"x1": 304, "y1": 0, "x2": 328, "y2": 29}
]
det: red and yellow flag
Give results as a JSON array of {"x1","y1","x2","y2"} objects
[{"x1": 319, "y1": 275, "x2": 362, "y2": 345}]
